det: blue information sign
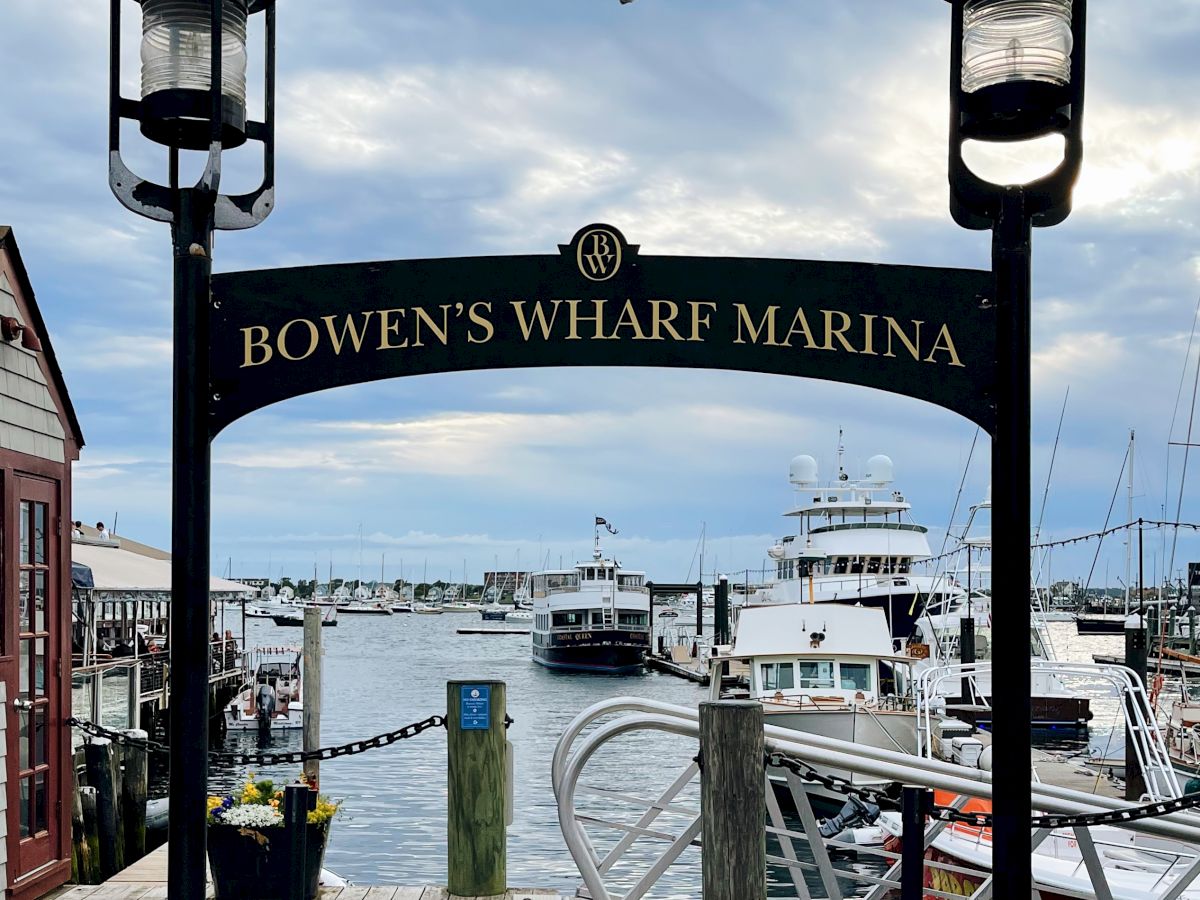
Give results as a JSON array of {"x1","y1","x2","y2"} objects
[{"x1": 460, "y1": 684, "x2": 491, "y2": 730}]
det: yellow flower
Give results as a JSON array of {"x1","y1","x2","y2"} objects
[
  {"x1": 269, "y1": 799, "x2": 280, "y2": 808},
  {"x1": 207, "y1": 797, "x2": 222, "y2": 811}
]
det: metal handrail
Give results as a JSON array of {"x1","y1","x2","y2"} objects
[{"x1": 555, "y1": 698, "x2": 1200, "y2": 900}]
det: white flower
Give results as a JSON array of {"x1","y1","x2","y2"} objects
[{"x1": 220, "y1": 805, "x2": 283, "y2": 828}]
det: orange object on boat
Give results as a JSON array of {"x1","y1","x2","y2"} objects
[{"x1": 933, "y1": 790, "x2": 993, "y2": 842}]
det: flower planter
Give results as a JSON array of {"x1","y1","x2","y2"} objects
[{"x1": 207, "y1": 822, "x2": 329, "y2": 900}]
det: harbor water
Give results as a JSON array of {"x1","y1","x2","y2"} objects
[{"x1": 161, "y1": 613, "x2": 1135, "y2": 897}]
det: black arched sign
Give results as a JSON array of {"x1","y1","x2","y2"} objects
[{"x1": 209, "y1": 225, "x2": 994, "y2": 437}]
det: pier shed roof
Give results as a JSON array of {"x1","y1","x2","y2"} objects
[{"x1": 73, "y1": 541, "x2": 250, "y2": 595}]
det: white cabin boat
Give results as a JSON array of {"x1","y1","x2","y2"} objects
[
  {"x1": 748, "y1": 442, "x2": 963, "y2": 641},
  {"x1": 531, "y1": 524, "x2": 650, "y2": 674},
  {"x1": 225, "y1": 646, "x2": 304, "y2": 731}
]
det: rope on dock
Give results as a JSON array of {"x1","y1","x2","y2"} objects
[{"x1": 68, "y1": 713, "x2": 510, "y2": 767}]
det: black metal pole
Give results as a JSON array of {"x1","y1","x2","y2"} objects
[
  {"x1": 959, "y1": 615, "x2": 975, "y2": 704},
  {"x1": 285, "y1": 784, "x2": 310, "y2": 900},
  {"x1": 695, "y1": 581, "x2": 703, "y2": 638},
  {"x1": 989, "y1": 186, "x2": 1032, "y2": 897},
  {"x1": 715, "y1": 576, "x2": 729, "y2": 645},
  {"x1": 167, "y1": 187, "x2": 215, "y2": 900},
  {"x1": 900, "y1": 786, "x2": 929, "y2": 898},
  {"x1": 1124, "y1": 612, "x2": 1148, "y2": 800}
]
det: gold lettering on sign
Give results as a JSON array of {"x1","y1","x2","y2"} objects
[
  {"x1": 649, "y1": 301, "x2": 685, "y2": 341},
  {"x1": 241, "y1": 325, "x2": 273, "y2": 368},
  {"x1": 277, "y1": 318, "x2": 320, "y2": 361},
  {"x1": 782, "y1": 307, "x2": 818, "y2": 349},
  {"x1": 860, "y1": 314, "x2": 878, "y2": 356},
  {"x1": 467, "y1": 302, "x2": 495, "y2": 344},
  {"x1": 821, "y1": 310, "x2": 857, "y2": 353},
  {"x1": 883, "y1": 317, "x2": 923, "y2": 361},
  {"x1": 412, "y1": 305, "x2": 452, "y2": 348},
  {"x1": 925, "y1": 324, "x2": 965, "y2": 367},
  {"x1": 322, "y1": 312, "x2": 374, "y2": 355},
  {"x1": 689, "y1": 301, "x2": 717, "y2": 342},
  {"x1": 734, "y1": 305, "x2": 779, "y2": 345},
  {"x1": 511, "y1": 300, "x2": 563, "y2": 340},
  {"x1": 611, "y1": 299, "x2": 648, "y2": 340},
  {"x1": 377, "y1": 309, "x2": 409, "y2": 350},
  {"x1": 565, "y1": 300, "x2": 611, "y2": 341}
]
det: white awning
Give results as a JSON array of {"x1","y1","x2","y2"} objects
[
  {"x1": 72, "y1": 543, "x2": 250, "y2": 595},
  {"x1": 731, "y1": 603, "x2": 897, "y2": 659}
]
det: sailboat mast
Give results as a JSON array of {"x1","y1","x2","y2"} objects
[{"x1": 1126, "y1": 429, "x2": 1134, "y2": 615}]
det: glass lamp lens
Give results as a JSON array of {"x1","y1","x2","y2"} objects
[
  {"x1": 962, "y1": 0, "x2": 1072, "y2": 93},
  {"x1": 140, "y1": 0, "x2": 248, "y2": 103}
]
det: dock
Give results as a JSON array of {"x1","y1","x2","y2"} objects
[
  {"x1": 456, "y1": 627, "x2": 530, "y2": 635},
  {"x1": 47, "y1": 845, "x2": 565, "y2": 900},
  {"x1": 646, "y1": 654, "x2": 709, "y2": 684}
]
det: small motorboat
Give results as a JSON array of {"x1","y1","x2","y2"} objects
[
  {"x1": 658, "y1": 608, "x2": 679, "y2": 619},
  {"x1": 506, "y1": 609, "x2": 532, "y2": 623},
  {"x1": 391, "y1": 603, "x2": 415, "y2": 613},
  {"x1": 272, "y1": 605, "x2": 338, "y2": 627},
  {"x1": 244, "y1": 606, "x2": 276, "y2": 619},
  {"x1": 480, "y1": 604, "x2": 509, "y2": 621},
  {"x1": 414, "y1": 604, "x2": 444, "y2": 615},
  {"x1": 340, "y1": 602, "x2": 393, "y2": 616}
]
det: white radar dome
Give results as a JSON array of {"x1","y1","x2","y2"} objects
[
  {"x1": 767, "y1": 543, "x2": 786, "y2": 560},
  {"x1": 864, "y1": 454, "x2": 894, "y2": 485},
  {"x1": 789, "y1": 454, "x2": 819, "y2": 486}
]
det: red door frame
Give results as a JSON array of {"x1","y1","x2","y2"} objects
[{"x1": 3, "y1": 457, "x2": 72, "y2": 899}]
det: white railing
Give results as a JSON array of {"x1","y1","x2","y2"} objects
[
  {"x1": 915, "y1": 660, "x2": 1181, "y2": 801},
  {"x1": 555, "y1": 697, "x2": 1200, "y2": 900}
]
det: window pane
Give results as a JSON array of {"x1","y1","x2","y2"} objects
[
  {"x1": 778, "y1": 662, "x2": 795, "y2": 690},
  {"x1": 761, "y1": 664, "x2": 776, "y2": 691},
  {"x1": 797, "y1": 660, "x2": 835, "y2": 688},
  {"x1": 19, "y1": 570, "x2": 30, "y2": 633},
  {"x1": 20, "y1": 501, "x2": 30, "y2": 563},
  {"x1": 34, "y1": 571, "x2": 46, "y2": 634},
  {"x1": 34, "y1": 638, "x2": 46, "y2": 697},
  {"x1": 19, "y1": 640, "x2": 29, "y2": 695},
  {"x1": 32, "y1": 706, "x2": 46, "y2": 767},
  {"x1": 840, "y1": 663, "x2": 871, "y2": 691},
  {"x1": 18, "y1": 778, "x2": 29, "y2": 838},
  {"x1": 33, "y1": 503, "x2": 46, "y2": 565},
  {"x1": 18, "y1": 709, "x2": 29, "y2": 771},
  {"x1": 34, "y1": 771, "x2": 47, "y2": 834}
]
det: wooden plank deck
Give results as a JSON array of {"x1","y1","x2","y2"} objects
[{"x1": 43, "y1": 846, "x2": 564, "y2": 900}]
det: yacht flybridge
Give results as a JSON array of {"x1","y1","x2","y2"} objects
[
  {"x1": 531, "y1": 521, "x2": 650, "y2": 674},
  {"x1": 754, "y1": 441, "x2": 960, "y2": 641}
]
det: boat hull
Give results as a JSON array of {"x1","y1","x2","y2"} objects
[{"x1": 533, "y1": 630, "x2": 649, "y2": 674}]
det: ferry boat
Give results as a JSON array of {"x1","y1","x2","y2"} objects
[
  {"x1": 748, "y1": 439, "x2": 962, "y2": 642},
  {"x1": 225, "y1": 646, "x2": 304, "y2": 731},
  {"x1": 531, "y1": 522, "x2": 650, "y2": 674}
]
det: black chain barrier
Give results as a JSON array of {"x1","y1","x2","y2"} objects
[
  {"x1": 67, "y1": 713, "x2": 511, "y2": 767},
  {"x1": 765, "y1": 751, "x2": 1200, "y2": 830}
]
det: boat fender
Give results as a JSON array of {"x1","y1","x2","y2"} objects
[{"x1": 978, "y1": 745, "x2": 992, "y2": 772}]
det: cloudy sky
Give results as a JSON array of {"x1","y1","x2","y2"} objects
[{"x1": 3, "y1": 1, "x2": 1200, "y2": 590}]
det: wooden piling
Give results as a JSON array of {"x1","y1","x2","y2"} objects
[
  {"x1": 72, "y1": 763, "x2": 101, "y2": 884},
  {"x1": 303, "y1": 606, "x2": 322, "y2": 786},
  {"x1": 447, "y1": 680, "x2": 506, "y2": 897},
  {"x1": 700, "y1": 700, "x2": 765, "y2": 900},
  {"x1": 120, "y1": 729, "x2": 149, "y2": 862},
  {"x1": 79, "y1": 785, "x2": 102, "y2": 884},
  {"x1": 85, "y1": 737, "x2": 123, "y2": 878}
]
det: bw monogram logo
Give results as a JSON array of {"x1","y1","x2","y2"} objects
[{"x1": 576, "y1": 226, "x2": 622, "y2": 281}]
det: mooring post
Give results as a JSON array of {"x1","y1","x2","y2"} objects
[
  {"x1": 120, "y1": 728, "x2": 149, "y2": 862},
  {"x1": 447, "y1": 680, "x2": 507, "y2": 897},
  {"x1": 700, "y1": 700, "x2": 765, "y2": 900},
  {"x1": 695, "y1": 581, "x2": 704, "y2": 638},
  {"x1": 715, "y1": 576, "x2": 730, "y2": 645},
  {"x1": 900, "y1": 786, "x2": 930, "y2": 898},
  {"x1": 303, "y1": 605, "x2": 322, "y2": 786},
  {"x1": 85, "y1": 736, "x2": 122, "y2": 878},
  {"x1": 959, "y1": 615, "x2": 975, "y2": 704},
  {"x1": 284, "y1": 783, "x2": 309, "y2": 900},
  {"x1": 1125, "y1": 611, "x2": 1149, "y2": 800},
  {"x1": 79, "y1": 785, "x2": 101, "y2": 884}
]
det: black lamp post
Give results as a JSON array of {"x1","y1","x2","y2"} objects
[
  {"x1": 946, "y1": 1, "x2": 1085, "y2": 894},
  {"x1": 108, "y1": 2, "x2": 277, "y2": 898}
]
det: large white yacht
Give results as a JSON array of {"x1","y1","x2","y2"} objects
[
  {"x1": 750, "y1": 440, "x2": 961, "y2": 642},
  {"x1": 531, "y1": 523, "x2": 650, "y2": 674}
]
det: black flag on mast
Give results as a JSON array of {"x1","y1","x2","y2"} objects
[{"x1": 595, "y1": 516, "x2": 619, "y2": 535}]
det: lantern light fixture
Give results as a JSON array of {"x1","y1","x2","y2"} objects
[
  {"x1": 109, "y1": 0, "x2": 276, "y2": 231},
  {"x1": 947, "y1": 0, "x2": 1085, "y2": 229},
  {"x1": 138, "y1": 0, "x2": 250, "y2": 150}
]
